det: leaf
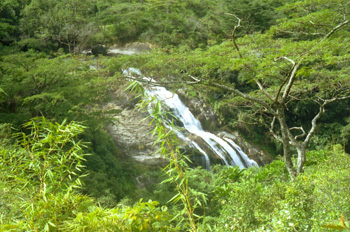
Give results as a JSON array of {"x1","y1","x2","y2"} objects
[
  {"x1": 322, "y1": 225, "x2": 347, "y2": 230},
  {"x1": 341, "y1": 214, "x2": 347, "y2": 228},
  {"x1": 161, "y1": 177, "x2": 174, "y2": 184},
  {"x1": 167, "y1": 193, "x2": 181, "y2": 204},
  {"x1": 48, "y1": 221, "x2": 56, "y2": 227},
  {"x1": 0, "y1": 87, "x2": 7, "y2": 95},
  {"x1": 22, "y1": 92, "x2": 64, "y2": 104},
  {"x1": 124, "y1": 81, "x2": 141, "y2": 92}
]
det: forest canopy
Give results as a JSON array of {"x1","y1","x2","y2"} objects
[{"x1": 1, "y1": 0, "x2": 350, "y2": 231}]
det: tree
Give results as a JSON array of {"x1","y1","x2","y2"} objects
[
  {"x1": 19, "y1": 0, "x2": 98, "y2": 52},
  {"x1": 0, "y1": 0, "x2": 32, "y2": 46},
  {"x1": 189, "y1": 0, "x2": 350, "y2": 178}
]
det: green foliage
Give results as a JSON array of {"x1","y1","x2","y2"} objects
[
  {"x1": 64, "y1": 199, "x2": 178, "y2": 232},
  {"x1": 108, "y1": 0, "x2": 350, "y2": 158},
  {"x1": 274, "y1": 0, "x2": 350, "y2": 40},
  {"x1": 1, "y1": 0, "x2": 293, "y2": 51},
  {"x1": 208, "y1": 149, "x2": 350, "y2": 231},
  {"x1": 127, "y1": 81, "x2": 208, "y2": 231},
  {"x1": 18, "y1": 0, "x2": 98, "y2": 52},
  {"x1": 0, "y1": 51, "x2": 140, "y2": 206},
  {"x1": 131, "y1": 148, "x2": 350, "y2": 231},
  {"x1": 81, "y1": 127, "x2": 138, "y2": 206},
  {"x1": 322, "y1": 214, "x2": 350, "y2": 231},
  {"x1": 0, "y1": 117, "x2": 89, "y2": 231},
  {"x1": 1, "y1": 0, "x2": 350, "y2": 231},
  {"x1": 0, "y1": 117, "x2": 178, "y2": 231}
]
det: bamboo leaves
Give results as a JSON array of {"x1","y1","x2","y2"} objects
[{"x1": 126, "y1": 80, "x2": 208, "y2": 231}]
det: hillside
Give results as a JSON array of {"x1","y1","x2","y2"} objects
[{"x1": 1, "y1": 0, "x2": 350, "y2": 231}]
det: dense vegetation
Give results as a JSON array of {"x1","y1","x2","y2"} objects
[{"x1": 1, "y1": 0, "x2": 350, "y2": 231}]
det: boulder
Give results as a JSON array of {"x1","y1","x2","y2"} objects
[{"x1": 91, "y1": 45, "x2": 107, "y2": 56}]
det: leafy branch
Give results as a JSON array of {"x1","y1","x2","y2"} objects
[{"x1": 126, "y1": 80, "x2": 207, "y2": 231}]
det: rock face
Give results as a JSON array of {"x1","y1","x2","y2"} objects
[
  {"x1": 177, "y1": 89, "x2": 220, "y2": 131},
  {"x1": 106, "y1": 89, "x2": 168, "y2": 166}
]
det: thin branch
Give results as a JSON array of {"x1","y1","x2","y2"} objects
[
  {"x1": 309, "y1": 20, "x2": 331, "y2": 27},
  {"x1": 276, "y1": 29, "x2": 325, "y2": 37},
  {"x1": 282, "y1": 58, "x2": 304, "y2": 102},
  {"x1": 226, "y1": 13, "x2": 275, "y2": 103},
  {"x1": 303, "y1": 96, "x2": 350, "y2": 146},
  {"x1": 207, "y1": 81, "x2": 276, "y2": 115},
  {"x1": 323, "y1": 19, "x2": 350, "y2": 40},
  {"x1": 275, "y1": 56, "x2": 296, "y2": 66},
  {"x1": 290, "y1": 127, "x2": 306, "y2": 140},
  {"x1": 255, "y1": 81, "x2": 275, "y2": 102},
  {"x1": 122, "y1": 75, "x2": 198, "y2": 87},
  {"x1": 225, "y1": 13, "x2": 243, "y2": 59},
  {"x1": 270, "y1": 116, "x2": 283, "y2": 142},
  {"x1": 188, "y1": 75, "x2": 202, "y2": 83},
  {"x1": 274, "y1": 57, "x2": 296, "y2": 102}
]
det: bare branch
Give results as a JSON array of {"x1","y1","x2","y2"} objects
[
  {"x1": 275, "y1": 19, "x2": 349, "y2": 104},
  {"x1": 188, "y1": 75, "x2": 202, "y2": 83},
  {"x1": 323, "y1": 19, "x2": 350, "y2": 40},
  {"x1": 208, "y1": 81, "x2": 276, "y2": 115},
  {"x1": 225, "y1": 13, "x2": 242, "y2": 58},
  {"x1": 274, "y1": 57, "x2": 297, "y2": 102},
  {"x1": 290, "y1": 127, "x2": 306, "y2": 140},
  {"x1": 122, "y1": 75, "x2": 185, "y2": 87},
  {"x1": 270, "y1": 116, "x2": 283, "y2": 142},
  {"x1": 282, "y1": 58, "x2": 304, "y2": 102},
  {"x1": 274, "y1": 56, "x2": 296, "y2": 66},
  {"x1": 303, "y1": 96, "x2": 350, "y2": 146},
  {"x1": 226, "y1": 13, "x2": 275, "y2": 103},
  {"x1": 309, "y1": 20, "x2": 331, "y2": 27},
  {"x1": 275, "y1": 29, "x2": 325, "y2": 37},
  {"x1": 255, "y1": 81, "x2": 275, "y2": 102}
]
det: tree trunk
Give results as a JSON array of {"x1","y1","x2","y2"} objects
[
  {"x1": 282, "y1": 131, "x2": 297, "y2": 178},
  {"x1": 277, "y1": 107, "x2": 297, "y2": 178},
  {"x1": 296, "y1": 145, "x2": 306, "y2": 175}
]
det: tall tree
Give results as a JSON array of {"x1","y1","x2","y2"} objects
[
  {"x1": 19, "y1": 0, "x2": 97, "y2": 52},
  {"x1": 189, "y1": 0, "x2": 350, "y2": 178}
]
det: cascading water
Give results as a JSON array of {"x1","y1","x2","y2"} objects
[{"x1": 124, "y1": 68, "x2": 258, "y2": 169}]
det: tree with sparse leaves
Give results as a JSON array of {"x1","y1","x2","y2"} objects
[{"x1": 189, "y1": 0, "x2": 350, "y2": 178}]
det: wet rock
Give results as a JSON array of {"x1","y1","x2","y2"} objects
[
  {"x1": 177, "y1": 89, "x2": 220, "y2": 131},
  {"x1": 91, "y1": 45, "x2": 107, "y2": 56}
]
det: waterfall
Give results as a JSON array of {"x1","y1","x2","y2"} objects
[
  {"x1": 145, "y1": 86, "x2": 258, "y2": 169},
  {"x1": 124, "y1": 68, "x2": 258, "y2": 169}
]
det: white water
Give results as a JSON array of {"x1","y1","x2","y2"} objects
[
  {"x1": 109, "y1": 48, "x2": 139, "y2": 55},
  {"x1": 145, "y1": 86, "x2": 257, "y2": 169},
  {"x1": 223, "y1": 138, "x2": 259, "y2": 167},
  {"x1": 123, "y1": 68, "x2": 258, "y2": 169}
]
